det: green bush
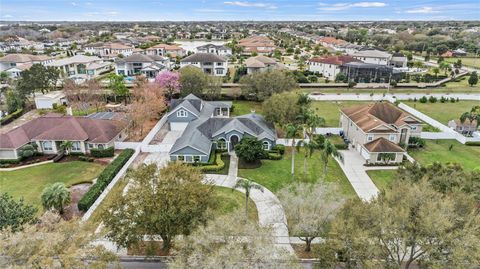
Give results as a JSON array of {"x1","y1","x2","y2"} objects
[
  {"x1": 419, "y1": 96, "x2": 428, "y2": 103},
  {"x1": 79, "y1": 156, "x2": 94, "y2": 162},
  {"x1": 0, "y1": 109, "x2": 24, "y2": 125},
  {"x1": 90, "y1": 147, "x2": 114, "y2": 158},
  {"x1": 272, "y1": 144, "x2": 285, "y2": 155},
  {"x1": 465, "y1": 141, "x2": 480, "y2": 146},
  {"x1": 77, "y1": 149, "x2": 134, "y2": 211},
  {"x1": 0, "y1": 159, "x2": 20, "y2": 164},
  {"x1": 200, "y1": 153, "x2": 225, "y2": 172},
  {"x1": 267, "y1": 152, "x2": 282, "y2": 160},
  {"x1": 333, "y1": 143, "x2": 348, "y2": 150}
]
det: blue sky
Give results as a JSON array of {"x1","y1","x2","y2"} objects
[{"x1": 1, "y1": 0, "x2": 479, "y2": 21}]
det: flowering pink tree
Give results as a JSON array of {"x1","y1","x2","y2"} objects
[{"x1": 155, "y1": 71, "x2": 181, "y2": 100}]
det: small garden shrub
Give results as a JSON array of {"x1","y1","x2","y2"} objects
[
  {"x1": 333, "y1": 143, "x2": 348, "y2": 150},
  {"x1": 0, "y1": 159, "x2": 20, "y2": 164},
  {"x1": 267, "y1": 152, "x2": 282, "y2": 160},
  {"x1": 78, "y1": 149, "x2": 135, "y2": 211},
  {"x1": 465, "y1": 141, "x2": 480, "y2": 146},
  {"x1": 419, "y1": 96, "x2": 428, "y2": 103},
  {"x1": 79, "y1": 156, "x2": 95, "y2": 162},
  {"x1": 272, "y1": 144, "x2": 285, "y2": 155},
  {"x1": 91, "y1": 147, "x2": 114, "y2": 158},
  {"x1": 408, "y1": 136, "x2": 426, "y2": 148}
]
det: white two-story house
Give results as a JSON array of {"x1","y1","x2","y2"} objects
[
  {"x1": 340, "y1": 102, "x2": 423, "y2": 164},
  {"x1": 179, "y1": 53, "x2": 227, "y2": 76},
  {"x1": 115, "y1": 54, "x2": 170, "y2": 78},
  {"x1": 196, "y1": 44, "x2": 232, "y2": 57}
]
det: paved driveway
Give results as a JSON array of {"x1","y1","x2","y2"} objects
[{"x1": 335, "y1": 149, "x2": 379, "y2": 201}]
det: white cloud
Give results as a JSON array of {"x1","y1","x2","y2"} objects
[
  {"x1": 2, "y1": 14, "x2": 13, "y2": 18},
  {"x1": 71, "y1": 2, "x2": 77, "y2": 6},
  {"x1": 318, "y1": 2, "x2": 386, "y2": 11},
  {"x1": 405, "y1": 6, "x2": 438, "y2": 14},
  {"x1": 224, "y1": 1, "x2": 276, "y2": 9}
]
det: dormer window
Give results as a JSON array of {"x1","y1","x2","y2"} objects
[
  {"x1": 389, "y1": 134, "x2": 396, "y2": 141},
  {"x1": 367, "y1": 134, "x2": 373, "y2": 141},
  {"x1": 177, "y1": 109, "x2": 187, "y2": 117}
]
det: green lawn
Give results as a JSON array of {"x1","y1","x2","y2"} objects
[
  {"x1": 367, "y1": 170, "x2": 397, "y2": 191},
  {"x1": 409, "y1": 140, "x2": 480, "y2": 171},
  {"x1": 213, "y1": 186, "x2": 258, "y2": 221},
  {"x1": 238, "y1": 147, "x2": 355, "y2": 198},
  {"x1": 443, "y1": 57, "x2": 480, "y2": 69},
  {"x1": 311, "y1": 101, "x2": 368, "y2": 127},
  {"x1": 403, "y1": 100, "x2": 480, "y2": 125},
  {"x1": 231, "y1": 100, "x2": 264, "y2": 116},
  {"x1": 0, "y1": 161, "x2": 104, "y2": 209}
]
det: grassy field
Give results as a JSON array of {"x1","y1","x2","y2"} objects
[
  {"x1": 238, "y1": 147, "x2": 355, "y2": 197},
  {"x1": 409, "y1": 140, "x2": 480, "y2": 171},
  {"x1": 213, "y1": 186, "x2": 258, "y2": 221},
  {"x1": 443, "y1": 57, "x2": 480, "y2": 69},
  {"x1": 366, "y1": 170, "x2": 397, "y2": 191},
  {"x1": 403, "y1": 100, "x2": 480, "y2": 125},
  {"x1": 231, "y1": 100, "x2": 264, "y2": 116},
  {"x1": 311, "y1": 101, "x2": 367, "y2": 127},
  {"x1": 0, "y1": 161, "x2": 104, "y2": 209}
]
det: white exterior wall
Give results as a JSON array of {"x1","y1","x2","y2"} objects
[
  {"x1": 353, "y1": 56, "x2": 390, "y2": 66},
  {"x1": 180, "y1": 61, "x2": 227, "y2": 76},
  {"x1": 308, "y1": 62, "x2": 341, "y2": 80}
]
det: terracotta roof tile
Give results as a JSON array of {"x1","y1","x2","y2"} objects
[{"x1": 364, "y1": 137, "x2": 405, "y2": 153}]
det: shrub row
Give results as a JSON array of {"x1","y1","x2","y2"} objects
[
  {"x1": 267, "y1": 152, "x2": 282, "y2": 160},
  {"x1": 272, "y1": 144, "x2": 285, "y2": 155},
  {"x1": 200, "y1": 153, "x2": 225, "y2": 172},
  {"x1": 465, "y1": 141, "x2": 480, "y2": 146},
  {"x1": 90, "y1": 147, "x2": 115, "y2": 158},
  {"x1": 0, "y1": 159, "x2": 20, "y2": 164},
  {"x1": 0, "y1": 109, "x2": 24, "y2": 125},
  {"x1": 77, "y1": 149, "x2": 135, "y2": 211},
  {"x1": 333, "y1": 143, "x2": 348, "y2": 150},
  {"x1": 79, "y1": 155, "x2": 95, "y2": 162}
]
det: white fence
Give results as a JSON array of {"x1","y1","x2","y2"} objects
[
  {"x1": 314, "y1": 127, "x2": 342, "y2": 135},
  {"x1": 140, "y1": 144, "x2": 173, "y2": 153},
  {"x1": 309, "y1": 93, "x2": 480, "y2": 101},
  {"x1": 142, "y1": 113, "x2": 169, "y2": 146}
]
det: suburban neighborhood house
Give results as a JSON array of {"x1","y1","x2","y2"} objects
[
  {"x1": 115, "y1": 54, "x2": 169, "y2": 78},
  {"x1": 448, "y1": 119, "x2": 478, "y2": 136},
  {"x1": 0, "y1": 114, "x2": 127, "y2": 160},
  {"x1": 245, "y1": 55, "x2": 284, "y2": 74},
  {"x1": 47, "y1": 55, "x2": 112, "y2": 78},
  {"x1": 351, "y1": 49, "x2": 393, "y2": 66},
  {"x1": 196, "y1": 44, "x2": 232, "y2": 57},
  {"x1": 238, "y1": 36, "x2": 276, "y2": 55},
  {"x1": 84, "y1": 42, "x2": 134, "y2": 59},
  {"x1": 180, "y1": 53, "x2": 227, "y2": 76},
  {"x1": 167, "y1": 94, "x2": 276, "y2": 163},
  {"x1": 145, "y1": 44, "x2": 185, "y2": 58},
  {"x1": 307, "y1": 55, "x2": 360, "y2": 80},
  {"x1": 340, "y1": 102, "x2": 423, "y2": 164},
  {"x1": 0, "y1": 53, "x2": 54, "y2": 78}
]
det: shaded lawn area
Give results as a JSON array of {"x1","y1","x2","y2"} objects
[
  {"x1": 367, "y1": 170, "x2": 397, "y2": 191},
  {"x1": 0, "y1": 161, "x2": 104, "y2": 209},
  {"x1": 231, "y1": 100, "x2": 264, "y2": 116},
  {"x1": 238, "y1": 147, "x2": 355, "y2": 198},
  {"x1": 213, "y1": 186, "x2": 258, "y2": 222},
  {"x1": 311, "y1": 101, "x2": 368, "y2": 127},
  {"x1": 403, "y1": 100, "x2": 480, "y2": 125},
  {"x1": 443, "y1": 57, "x2": 480, "y2": 69},
  {"x1": 409, "y1": 140, "x2": 480, "y2": 171}
]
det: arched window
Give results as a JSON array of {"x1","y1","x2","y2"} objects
[
  {"x1": 217, "y1": 138, "x2": 227, "y2": 150},
  {"x1": 262, "y1": 141, "x2": 270, "y2": 150}
]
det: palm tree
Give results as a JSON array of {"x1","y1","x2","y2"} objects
[
  {"x1": 41, "y1": 182, "x2": 71, "y2": 215},
  {"x1": 296, "y1": 140, "x2": 318, "y2": 177},
  {"x1": 286, "y1": 123, "x2": 299, "y2": 180},
  {"x1": 234, "y1": 178, "x2": 263, "y2": 220},
  {"x1": 321, "y1": 140, "x2": 339, "y2": 179},
  {"x1": 60, "y1": 141, "x2": 73, "y2": 155}
]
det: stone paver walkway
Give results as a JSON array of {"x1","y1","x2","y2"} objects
[{"x1": 335, "y1": 149, "x2": 379, "y2": 201}]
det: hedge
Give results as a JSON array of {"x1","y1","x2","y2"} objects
[
  {"x1": 272, "y1": 144, "x2": 285, "y2": 155},
  {"x1": 77, "y1": 149, "x2": 135, "y2": 211},
  {"x1": 200, "y1": 153, "x2": 225, "y2": 172},
  {"x1": 465, "y1": 141, "x2": 480, "y2": 146},
  {"x1": 0, "y1": 159, "x2": 20, "y2": 164},
  {"x1": 0, "y1": 109, "x2": 24, "y2": 125},
  {"x1": 90, "y1": 147, "x2": 114, "y2": 158},
  {"x1": 79, "y1": 156, "x2": 94, "y2": 162},
  {"x1": 267, "y1": 152, "x2": 282, "y2": 160},
  {"x1": 333, "y1": 143, "x2": 348, "y2": 150}
]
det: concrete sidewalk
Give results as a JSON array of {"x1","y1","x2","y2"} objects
[{"x1": 335, "y1": 150, "x2": 379, "y2": 201}]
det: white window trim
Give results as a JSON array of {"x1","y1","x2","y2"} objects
[
  {"x1": 42, "y1": 141, "x2": 53, "y2": 151},
  {"x1": 367, "y1": 134, "x2": 374, "y2": 141},
  {"x1": 262, "y1": 141, "x2": 270, "y2": 150},
  {"x1": 72, "y1": 141, "x2": 81, "y2": 151},
  {"x1": 389, "y1": 134, "x2": 396, "y2": 141}
]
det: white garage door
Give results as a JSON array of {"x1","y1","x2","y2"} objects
[{"x1": 170, "y1": 122, "x2": 189, "y2": 131}]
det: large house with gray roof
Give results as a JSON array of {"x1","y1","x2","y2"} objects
[
  {"x1": 179, "y1": 53, "x2": 227, "y2": 76},
  {"x1": 167, "y1": 94, "x2": 276, "y2": 163}
]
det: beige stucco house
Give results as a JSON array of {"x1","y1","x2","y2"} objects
[{"x1": 340, "y1": 102, "x2": 423, "y2": 164}]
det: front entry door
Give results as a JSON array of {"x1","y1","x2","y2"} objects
[{"x1": 230, "y1": 135, "x2": 239, "y2": 151}]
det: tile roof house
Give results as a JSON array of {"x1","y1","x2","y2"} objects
[
  {"x1": 84, "y1": 42, "x2": 134, "y2": 59},
  {"x1": 238, "y1": 36, "x2": 276, "y2": 55},
  {"x1": 308, "y1": 55, "x2": 360, "y2": 80},
  {"x1": 167, "y1": 94, "x2": 276, "y2": 163},
  {"x1": 245, "y1": 55, "x2": 284, "y2": 74},
  {"x1": 340, "y1": 102, "x2": 423, "y2": 164},
  {"x1": 448, "y1": 119, "x2": 478, "y2": 136},
  {"x1": 115, "y1": 54, "x2": 170, "y2": 78},
  {"x1": 145, "y1": 44, "x2": 185, "y2": 58},
  {"x1": 0, "y1": 53, "x2": 54, "y2": 78},
  {"x1": 180, "y1": 53, "x2": 227, "y2": 76},
  {"x1": 196, "y1": 44, "x2": 232, "y2": 57},
  {"x1": 0, "y1": 114, "x2": 127, "y2": 160},
  {"x1": 47, "y1": 55, "x2": 112, "y2": 78}
]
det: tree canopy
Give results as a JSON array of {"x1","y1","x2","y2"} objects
[
  {"x1": 240, "y1": 69, "x2": 297, "y2": 101},
  {"x1": 0, "y1": 193, "x2": 37, "y2": 232}
]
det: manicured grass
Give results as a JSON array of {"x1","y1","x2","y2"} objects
[
  {"x1": 409, "y1": 140, "x2": 480, "y2": 171},
  {"x1": 403, "y1": 100, "x2": 480, "y2": 125},
  {"x1": 231, "y1": 100, "x2": 264, "y2": 116},
  {"x1": 367, "y1": 170, "x2": 397, "y2": 191},
  {"x1": 0, "y1": 161, "x2": 104, "y2": 209},
  {"x1": 213, "y1": 186, "x2": 258, "y2": 222},
  {"x1": 443, "y1": 57, "x2": 480, "y2": 69},
  {"x1": 238, "y1": 147, "x2": 355, "y2": 198},
  {"x1": 311, "y1": 101, "x2": 368, "y2": 127}
]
